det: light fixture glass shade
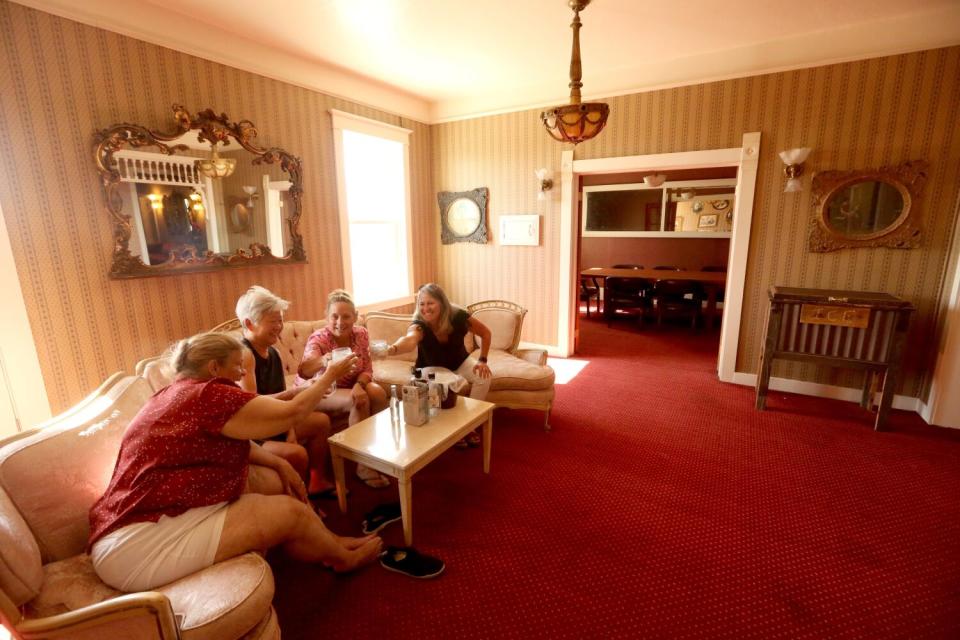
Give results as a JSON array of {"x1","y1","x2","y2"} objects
[
  {"x1": 541, "y1": 102, "x2": 609, "y2": 145},
  {"x1": 196, "y1": 142, "x2": 236, "y2": 179},
  {"x1": 778, "y1": 147, "x2": 811, "y2": 165},
  {"x1": 534, "y1": 168, "x2": 554, "y2": 201},
  {"x1": 540, "y1": 0, "x2": 608, "y2": 145},
  {"x1": 784, "y1": 178, "x2": 803, "y2": 193},
  {"x1": 643, "y1": 174, "x2": 666, "y2": 187}
]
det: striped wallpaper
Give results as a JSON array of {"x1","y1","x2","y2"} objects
[
  {"x1": 1, "y1": 0, "x2": 959, "y2": 412},
  {"x1": 0, "y1": 1, "x2": 437, "y2": 412},
  {"x1": 433, "y1": 46, "x2": 960, "y2": 400}
]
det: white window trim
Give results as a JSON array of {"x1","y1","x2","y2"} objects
[{"x1": 330, "y1": 109, "x2": 415, "y2": 310}]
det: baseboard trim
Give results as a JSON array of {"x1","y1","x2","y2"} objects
[{"x1": 729, "y1": 372, "x2": 921, "y2": 413}]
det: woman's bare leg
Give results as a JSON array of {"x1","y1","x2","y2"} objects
[
  {"x1": 262, "y1": 441, "x2": 308, "y2": 479},
  {"x1": 293, "y1": 411, "x2": 333, "y2": 494},
  {"x1": 215, "y1": 494, "x2": 382, "y2": 571}
]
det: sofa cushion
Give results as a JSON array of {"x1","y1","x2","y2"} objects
[
  {"x1": 272, "y1": 320, "x2": 325, "y2": 378},
  {"x1": 26, "y1": 552, "x2": 275, "y2": 640},
  {"x1": 483, "y1": 350, "x2": 555, "y2": 391},
  {"x1": 0, "y1": 376, "x2": 154, "y2": 563},
  {"x1": 469, "y1": 307, "x2": 523, "y2": 351},
  {"x1": 361, "y1": 313, "x2": 417, "y2": 363}
]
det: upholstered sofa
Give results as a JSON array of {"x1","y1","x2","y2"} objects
[
  {"x1": 0, "y1": 375, "x2": 279, "y2": 640},
  {"x1": 138, "y1": 299, "x2": 555, "y2": 428},
  {"x1": 363, "y1": 300, "x2": 555, "y2": 428}
]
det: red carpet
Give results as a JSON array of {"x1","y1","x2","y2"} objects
[{"x1": 272, "y1": 317, "x2": 960, "y2": 639}]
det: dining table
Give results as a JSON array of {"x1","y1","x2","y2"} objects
[{"x1": 580, "y1": 267, "x2": 727, "y2": 326}]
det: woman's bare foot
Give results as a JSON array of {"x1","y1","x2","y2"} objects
[{"x1": 329, "y1": 537, "x2": 383, "y2": 572}]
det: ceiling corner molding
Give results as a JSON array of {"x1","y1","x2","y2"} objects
[{"x1": 10, "y1": 0, "x2": 433, "y2": 123}]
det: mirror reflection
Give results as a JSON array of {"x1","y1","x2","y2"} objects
[
  {"x1": 824, "y1": 180, "x2": 903, "y2": 237},
  {"x1": 96, "y1": 105, "x2": 305, "y2": 278}
]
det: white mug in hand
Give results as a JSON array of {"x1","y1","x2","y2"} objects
[{"x1": 331, "y1": 347, "x2": 352, "y2": 363}]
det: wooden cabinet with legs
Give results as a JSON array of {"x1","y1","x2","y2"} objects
[{"x1": 756, "y1": 286, "x2": 913, "y2": 431}]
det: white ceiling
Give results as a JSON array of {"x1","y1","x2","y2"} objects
[{"x1": 15, "y1": 0, "x2": 960, "y2": 123}]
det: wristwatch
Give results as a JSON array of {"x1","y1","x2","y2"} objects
[{"x1": 478, "y1": 356, "x2": 488, "y2": 363}]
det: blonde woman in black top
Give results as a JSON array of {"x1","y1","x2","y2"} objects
[{"x1": 386, "y1": 283, "x2": 492, "y2": 445}]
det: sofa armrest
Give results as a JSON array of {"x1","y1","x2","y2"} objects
[
  {"x1": 15, "y1": 591, "x2": 179, "y2": 640},
  {"x1": 515, "y1": 348, "x2": 547, "y2": 367}
]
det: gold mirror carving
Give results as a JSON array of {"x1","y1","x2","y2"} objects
[
  {"x1": 808, "y1": 160, "x2": 927, "y2": 252},
  {"x1": 95, "y1": 104, "x2": 306, "y2": 278}
]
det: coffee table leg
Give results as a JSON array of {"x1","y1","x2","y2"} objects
[
  {"x1": 482, "y1": 414, "x2": 492, "y2": 474},
  {"x1": 398, "y1": 476, "x2": 413, "y2": 546},
  {"x1": 331, "y1": 451, "x2": 347, "y2": 513}
]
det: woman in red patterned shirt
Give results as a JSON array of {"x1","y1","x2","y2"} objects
[
  {"x1": 296, "y1": 289, "x2": 390, "y2": 488},
  {"x1": 88, "y1": 332, "x2": 382, "y2": 592}
]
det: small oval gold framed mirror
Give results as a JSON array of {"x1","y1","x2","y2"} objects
[{"x1": 809, "y1": 160, "x2": 927, "y2": 252}]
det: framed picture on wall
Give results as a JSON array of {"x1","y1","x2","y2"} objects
[{"x1": 698, "y1": 213, "x2": 718, "y2": 229}]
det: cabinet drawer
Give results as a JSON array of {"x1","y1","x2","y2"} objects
[{"x1": 799, "y1": 304, "x2": 870, "y2": 328}]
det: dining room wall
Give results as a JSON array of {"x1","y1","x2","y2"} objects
[
  {"x1": 433, "y1": 45, "x2": 960, "y2": 400},
  {"x1": 579, "y1": 238, "x2": 730, "y2": 272},
  {"x1": 0, "y1": 1, "x2": 437, "y2": 413}
]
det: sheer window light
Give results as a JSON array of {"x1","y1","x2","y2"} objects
[{"x1": 331, "y1": 110, "x2": 414, "y2": 309}]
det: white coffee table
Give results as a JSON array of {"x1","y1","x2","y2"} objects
[{"x1": 327, "y1": 396, "x2": 495, "y2": 546}]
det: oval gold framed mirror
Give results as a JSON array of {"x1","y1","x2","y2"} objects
[
  {"x1": 809, "y1": 160, "x2": 927, "y2": 252},
  {"x1": 95, "y1": 104, "x2": 306, "y2": 278}
]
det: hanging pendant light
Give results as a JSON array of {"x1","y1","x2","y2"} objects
[
  {"x1": 196, "y1": 141, "x2": 236, "y2": 179},
  {"x1": 540, "y1": 0, "x2": 609, "y2": 145}
]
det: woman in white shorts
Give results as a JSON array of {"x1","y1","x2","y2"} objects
[{"x1": 88, "y1": 332, "x2": 383, "y2": 591}]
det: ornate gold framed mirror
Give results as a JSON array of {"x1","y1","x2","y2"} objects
[
  {"x1": 438, "y1": 187, "x2": 488, "y2": 244},
  {"x1": 809, "y1": 160, "x2": 927, "y2": 252},
  {"x1": 95, "y1": 104, "x2": 306, "y2": 278}
]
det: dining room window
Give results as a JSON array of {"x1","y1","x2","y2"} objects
[
  {"x1": 330, "y1": 110, "x2": 414, "y2": 309},
  {"x1": 583, "y1": 179, "x2": 737, "y2": 238}
]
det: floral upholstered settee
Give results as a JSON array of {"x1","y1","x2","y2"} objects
[
  {"x1": 0, "y1": 375, "x2": 279, "y2": 640},
  {"x1": 137, "y1": 299, "x2": 555, "y2": 428}
]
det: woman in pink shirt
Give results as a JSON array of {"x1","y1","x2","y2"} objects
[{"x1": 297, "y1": 290, "x2": 390, "y2": 488}]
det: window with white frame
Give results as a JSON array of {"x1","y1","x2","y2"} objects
[{"x1": 330, "y1": 110, "x2": 414, "y2": 309}]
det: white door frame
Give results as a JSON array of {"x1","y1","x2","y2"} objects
[
  {"x1": 557, "y1": 132, "x2": 762, "y2": 383},
  {"x1": 921, "y1": 188, "x2": 960, "y2": 429}
]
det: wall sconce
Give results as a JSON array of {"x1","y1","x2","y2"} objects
[
  {"x1": 643, "y1": 174, "x2": 666, "y2": 187},
  {"x1": 535, "y1": 168, "x2": 554, "y2": 201},
  {"x1": 242, "y1": 185, "x2": 259, "y2": 208},
  {"x1": 779, "y1": 147, "x2": 811, "y2": 192},
  {"x1": 196, "y1": 141, "x2": 236, "y2": 179},
  {"x1": 146, "y1": 193, "x2": 163, "y2": 212}
]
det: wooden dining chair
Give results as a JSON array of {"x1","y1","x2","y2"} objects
[
  {"x1": 579, "y1": 276, "x2": 601, "y2": 317},
  {"x1": 606, "y1": 265, "x2": 651, "y2": 326},
  {"x1": 650, "y1": 279, "x2": 701, "y2": 328}
]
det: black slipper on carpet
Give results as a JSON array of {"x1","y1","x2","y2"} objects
[
  {"x1": 362, "y1": 502, "x2": 401, "y2": 534},
  {"x1": 379, "y1": 546, "x2": 445, "y2": 579}
]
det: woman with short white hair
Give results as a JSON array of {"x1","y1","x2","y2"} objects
[{"x1": 235, "y1": 285, "x2": 334, "y2": 497}]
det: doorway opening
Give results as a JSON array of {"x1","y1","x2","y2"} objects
[{"x1": 556, "y1": 132, "x2": 761, "y2": 383}]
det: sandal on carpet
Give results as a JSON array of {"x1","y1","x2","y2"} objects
[
  {"x1": 466, "y1": 431, "x2": 481, "y2": 448},
  {"x1": 379, "y1": 546, "x2": 445, "y2": 579},
  {"x1": 356, "y1": 464, "x2": 391, "y2": 489},
  {"x1": 362, "y1": 502, "x2": 402, "y2": 534},
  {"x1": 454, "y1": 438, "x2": 470, "y2": 449}
]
